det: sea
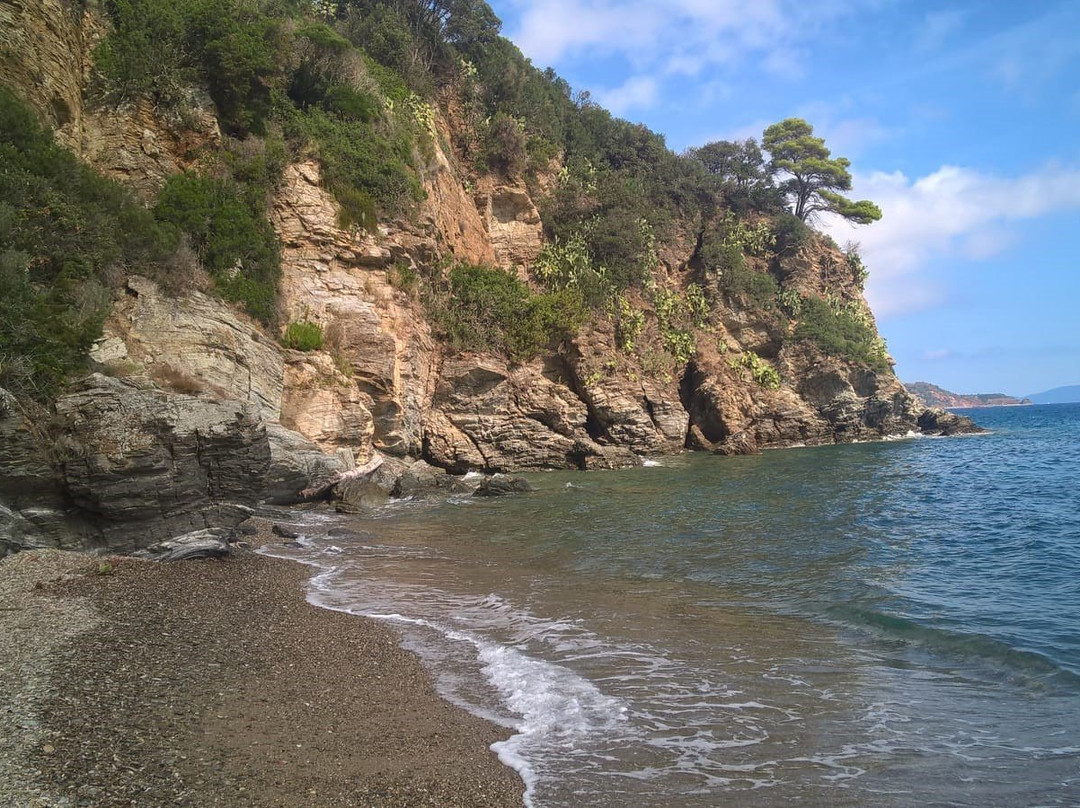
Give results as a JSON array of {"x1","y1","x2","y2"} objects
[{"x1": 263, "y1": 402, "x2": 1080, "y2": 807}]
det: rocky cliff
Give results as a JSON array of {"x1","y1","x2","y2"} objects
[{"x1": 0, "y1": 0, "x2": 978, "y2": 556}]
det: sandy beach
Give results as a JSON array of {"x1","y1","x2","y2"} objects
[{"x1": 0, "y1": 542, "x2": 524, "y2": 807}]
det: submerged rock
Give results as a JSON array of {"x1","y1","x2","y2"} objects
[
  {"x1": 393, "y1": 460, "x2": 474, "y2": 498},
  {"x1": 473, "y1": 474, "x2": 533, "y2": 497}
]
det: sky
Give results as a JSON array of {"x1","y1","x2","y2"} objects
[{"x1": 487, "y1": 0, "x2": 1080, "y2": 396}]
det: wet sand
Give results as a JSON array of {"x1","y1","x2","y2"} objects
[{"x1": 0, "y1": 546, "x2": 524, "y2": 807}]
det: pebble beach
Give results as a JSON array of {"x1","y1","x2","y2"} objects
[{"x1": 0, "y1": 539, "x2": 524, "y2": 807}]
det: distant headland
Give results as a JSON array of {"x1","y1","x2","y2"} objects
[{"x1": 905, "y1": 382, "x2": 1031, "y2": 409}]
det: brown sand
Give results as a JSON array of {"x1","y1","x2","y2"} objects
[{"x1": 3, "y1": 549, "x2": 524, "y2": 807}]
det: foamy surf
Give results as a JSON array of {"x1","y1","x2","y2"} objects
[{"x1": 306, "y1": 590, "x2": 628, "y2": 808}]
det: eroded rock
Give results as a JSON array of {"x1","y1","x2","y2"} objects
[
  {"x1": 132, "y1": 529, "x2": 234, "y2": 562},
  {"x1": 54, "y1": 374, "x2": 270, "y2": 553}
]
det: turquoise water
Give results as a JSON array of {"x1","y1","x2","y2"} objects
[{"x1": 267, "y1": 403, "x2": 1080, "y2": 806}]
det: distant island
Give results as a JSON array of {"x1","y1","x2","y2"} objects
[
  {"x1": 905, "y1": 382, "x2": 1031, "y2": 409},
  {"x1": 1026, "y1": 385, "x2": 1080, "y2": 405}
]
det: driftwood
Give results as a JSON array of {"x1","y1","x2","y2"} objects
[{"x1": 299, "y1": 452, "x2": 385, "y2": 502}]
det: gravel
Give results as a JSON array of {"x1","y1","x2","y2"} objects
[{"x1": 0, "y1": 545, "x2": 524, "y2": 807}]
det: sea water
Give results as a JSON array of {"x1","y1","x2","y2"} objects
[{"x1": 264, "y1": 403, "x2": 1080, "y2": 806}]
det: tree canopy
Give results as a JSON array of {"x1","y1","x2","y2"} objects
[{"x1": 762, "y1": 118, "x2": 882, "y2": 225}]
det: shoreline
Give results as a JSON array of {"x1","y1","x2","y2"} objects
[{"x1": 0, "y1": 543, "x2": 525, "y2": 807}]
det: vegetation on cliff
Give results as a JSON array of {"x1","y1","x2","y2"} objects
[
  {"x1": 0, "y1": 87, "x2": 175, "y2": 398},
  {"x1": 1, "y1": 0, "x2": 889, "y2": 401}
]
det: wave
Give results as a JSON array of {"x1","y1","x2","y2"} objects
[{"x1": 825, "y1": 603, "x2": 1080, "y2": 688}]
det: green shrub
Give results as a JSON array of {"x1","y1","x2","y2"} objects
[
  {"x1": 154, "y1": 171, "x2": 280, "y2": 323},
  {"x1": 323, "y1": 85, "x2": 380, "y2": 122},
  {"x1": 533, "y1": 232, "x2": 612, "y2": 308},
  {"x1": 613, "y1": 294, "x2": 644, "y2": 352},
  {"x1": 482, "y1": 112, "x2": 527, "y2": 178},
  {"x1": 731, "y1": 351, "x2": 781, "y2": 389},
  {"x1": 95, "y1": 0, "x2": 285, "y2": 136},
  {"x1": 703, "y1": 240, "x2": 779, "y2": 309},
  {"x1": 845, "y1": 242, "x2": 869, "y2": 287},
  {"x1": 663, "y1": 329, "x2": 696, "y2": 365},
  {"x1": 773, "y1": 212, "x2": 813, "y2": 258},
  {"x1": 686, "y1": 282, "x2": 709, "y2": 328},
  {"x1": 280, "y1": 103, "x2": 423, "y2": 229},
  {"x1": 388, "y1": 262, "x2": 420, "y2": 295},
  {"x1": 777, "y1": 288, "x2": 803, "y2": 316},
  {"x1": 282, "y1": 320, "x2": 324, "y2": 351},
  {"x1": 0, "y1": 87, "x2": 174, "y2": 398},
  {"x1": 428, "y1": 264, "x2": 584, "y2": 360},
  {"x1": 795, "y1": 296, "x2": 890, "y2": 370}
]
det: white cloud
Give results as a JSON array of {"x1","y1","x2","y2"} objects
[
  {"x1": 821, "y1": 163, "x2": 1080, "y2": 317},
  {"x1": 509, "y1": 0, "x2": 853, "y2": 75},
  {"x1": 596, "y1": 76, "x2": 659, "y2": 115}
]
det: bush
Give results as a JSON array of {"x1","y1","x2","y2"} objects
[
  {"x1": 613, "y1": 294, "x2": 644, "y2": 352},
  {"x1": 95, "y1": 0, "x2": 285, "y2": 136},
  {"x1": 0, "y1": 87, "x2": 174, "y2": 398},
  {"x1": 428, "y1": 264, "x2": 585, "y2": 360},
  {"x1": 282, "y1": 320, "x2": 324, "y2": 351},
  {"x1": 533, "y1": 232, "x2": 612, "y2": 307},
  {"x1": 280, "y1": 103, "x2": 424, "y2": 229},
  {"x1": 795, "y1": 296, "x2": 890, "y2": 370},
  {"x1": 482, "y1": 113, "x2": 527, "y2": 178},
  {"x1": 731, "y1": 351, "x2": 781, "y2": 389},
  {"x1": 154, "y1": 171, "x2": 280, "y2": 323},
  {"x1": 701, "y1": 239, "x2": 779, "y2": 309},
  {"x1": 773, "y1": 212, "x2": 813, "y2": 258}
]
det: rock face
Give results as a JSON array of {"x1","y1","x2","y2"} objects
[
  {"x1": 424, "y1": 354, "x2": 634, "y2": 472},
  {"x1": 52, "y1": 375, "x2": 271, "y2": 553},
  {"x1": 0, "y1": 389, "x2": 86, "y2": 554},
  {"x1": 0, "y1": 0, "x2": 219, "y2": 198},
  {"x1": 96, "y1": 276, "x2": 285, "y2": 418},
  {"x1": 475, "y1": 180, "x2": 545, "y2": 270},
  {"x1": 272, "y1": 161, "x2": 438, "y2": 458}
]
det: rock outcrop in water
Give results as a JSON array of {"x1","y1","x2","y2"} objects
[{"x1": 0, "y1": 0, "x2": 980, "y2": 555}]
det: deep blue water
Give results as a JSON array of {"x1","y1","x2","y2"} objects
[{"x1": 268, "y1": 403, "x2": 1080, "y2": 806}]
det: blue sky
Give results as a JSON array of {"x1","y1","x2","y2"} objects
[{"x1": 488, "y1": 0, "x2": 1080, "y2": 396}]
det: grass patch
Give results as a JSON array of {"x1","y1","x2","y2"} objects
[{"x1": 281, "y1": 320, "x2": 324, "y2": 351}]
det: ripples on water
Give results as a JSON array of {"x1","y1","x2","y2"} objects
[{"x1": 264, "y1": 403, "x2": 1080, "y2": 806}]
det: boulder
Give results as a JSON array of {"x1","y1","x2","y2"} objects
[
  {"x1": 918, "y1": 408, "x2": 986, "y2": 436},
  {"x1": 333, "y1": 478, "x2": 390, "y2": 513},
  {"x1": 393, "y1": 460, "x2": 474, "y2": 498},
  {"x1": 474, "y1": 474, "x2": 533, "y2": 497},
  {"x1": 53, "y1": 374, "x2": 270, "y2": 553},
  {"x1": 132, "y1": 528, "x2": 234, "y2": 562},
  {"x1": 264, "y1": 423, "x2": 349, "y2": 505}
]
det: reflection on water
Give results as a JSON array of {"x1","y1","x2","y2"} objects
[{"x1": 264, "y1": 404, "x2": 1080, "y2": 807}]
